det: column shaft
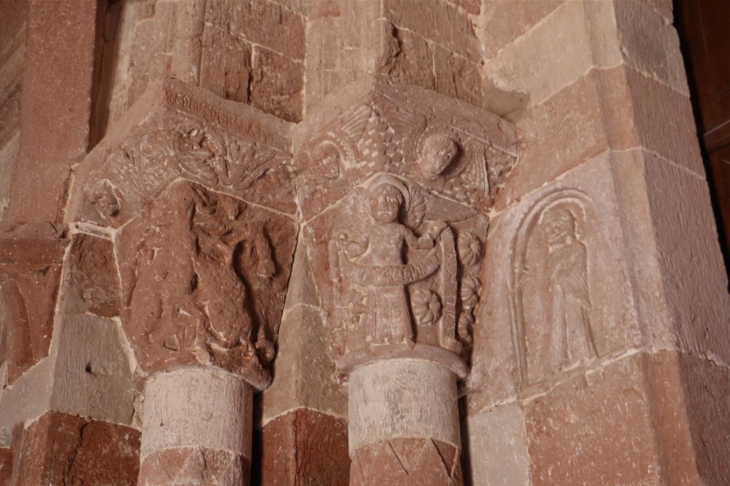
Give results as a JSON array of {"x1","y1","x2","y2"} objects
[
  {"x1": 139, "y1": 368, "x2": 253, "y2": 486},
  {"x1": 348, "y1": 359, "x2": 463, "y2": 486}
]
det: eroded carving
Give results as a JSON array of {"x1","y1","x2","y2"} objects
[
  {"x1": 116, "y1": 181, "x2": 296, "y2": 387},
  {"x1": 314, "y1": 174, "x2": 487, "y2": 369},
  {"x1": 513, "y1": 194, "x2": 600, "y2": 386},
  {"x1": 295, "y1": 79, "x2": 516, "y2": 220}
]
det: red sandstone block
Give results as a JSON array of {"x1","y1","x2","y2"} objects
[
  {"x1": 448, "y1": 0, "x2": 480, "y2": 15},
  {"x1": 433, "y1": 45, "x2": 483, "y2": 108},
  {"x1": 525, "y1": 352, "x2": 701, "y2": 485},
  {"x1": 677, "y1": 352, "x2": 730, "y2": 484},
  {"x1": 0, "y1": 0, "x2": 27, "y2": 58},
  {"x1": 206, "y1": 0, "x2": 305, "y2": 60},
  {"x1": 378, "y1": 28, "x2": 435, "y2": 92},
  {"x1": 12, "y1": 411, "x2": 141, "y2": 485},
  {"x1": 256, "y1": 409, "x2": 349, "y2": 486},
  {"x1": 384, "y1": 0, "x2": 481, "y2": 63},
  {"x1": 0, "y1": 446, "x2": 11, "y2": 486},
  {"x1": 201, "y1": 26, "x2": 252, "y2": 103},
  {"x1": 642, "y1": 151, "x2": 730, "y2": 362},
  {"x1": 251, "y1": 46, "x2": 303, "y2": 123},
  {"x1": 0, "y1": 84, "x2": 19, "y2": 150},
  {"x1": 6, "y1": 0, "x2": 97, "y2": 223}
]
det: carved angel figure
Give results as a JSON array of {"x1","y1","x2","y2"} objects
[
  {"x1": 345, "y1": 179, "x2": 444, "y2": 345},
  {"x1": 542, "y1": 207, "x2": 597, "y2": 372}
]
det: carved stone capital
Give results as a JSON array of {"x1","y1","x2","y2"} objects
[
  {"x1": 294, "y1": 76, "x2": 517, "y2": 377},
  {"x1": 66, "y1": 80, "x2": 298, "y2": 389}
]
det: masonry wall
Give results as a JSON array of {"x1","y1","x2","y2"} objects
[{"x1": 0, "y1": 1, "x2": 728, "y2": 485}]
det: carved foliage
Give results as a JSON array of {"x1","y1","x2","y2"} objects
[
  {"x1": 306, "y1": 174, "x2": 487, "y2": 365},
  {"x1": 80, "y1": 102, "x2": 295, "y2": 230},
  {"x1": 115, "y1": 181, "x2": 296, "y2": 387},
  {"x1": 296, "y1": 98, "x2": 515, "y2": 220}
]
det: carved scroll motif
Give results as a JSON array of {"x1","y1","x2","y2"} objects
[
  {"x1": 512, "y1": 191, "x2": 601, "y2": 386},
  {"x1": 82, "y1": 110, "x2": 294, "y2": 229}
]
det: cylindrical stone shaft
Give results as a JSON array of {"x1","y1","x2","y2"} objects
[
  {"x1": 348, "y1": 359, "x2": 464, "y2": 486},
  {"x1": 139, "y1": 367, "x2": 253, "y2": 486}
]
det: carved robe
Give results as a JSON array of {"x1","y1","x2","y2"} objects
[{"x1": 546, "y1": 237, "x2": 596, "y2": 371}]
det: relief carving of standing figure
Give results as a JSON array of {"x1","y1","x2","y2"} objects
[
  {"x1": 345, "y1": 179, "x2": 444, "y2": 346},
  {"x1": 542, "y1": 207, "x2": 597, "y2": 372}
]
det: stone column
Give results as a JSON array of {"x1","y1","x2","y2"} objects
[
  {"x1": 348, "y1": 359, "x2": 465, "y2": 486},
  {"x1": 63, "y1": 80, "x2": 299, "y2": 485},
  {"x1": 294, "y1": 76, "x2": 516, "y2": 486},
  {"x1": 139, "y1": 368, "x2": 253, "y2": 485}
]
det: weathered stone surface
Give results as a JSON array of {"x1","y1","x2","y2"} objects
[
  {"x1": 201, "y1": 25, "x2": 251, "y2": 103},
  {"x1": 6, "y1": 0, "x2": 97, "y2": 223},
  {"x1": 384, "y1": 0, "x2": 480, "y2": 63},
  {"x1": 70, "y1": 79, "x2": 297, "y2": 227},
  {"x1": 262, "y1": 300, "x2": 348, "y2": 421},
  {"x1": 51, "y1": 314, "x2": 135, "y2": 426},
  {"x1": 0, "y1": 358, "x2": 53, "y2": 447},
  {"x1": 525, "y1": 352, "x2": 702, "y2": 485},
  {"x1": 433, "y1": 45, "x2": 483, "y2": 108},
  {"x1": 464, "y1": 403, "x2": 530, "y2": 486},
  {"x1": 62, "y1": 234, "x2": 121, "y2": 318},
  {"x1": 11, "y1": 411, "x2": 140, "y2": 485},
  {"x1": 250, "y1": 47, "x2": 303, "y2": 123},
  {"x1": 0, "y1": 446, "x2": 11, "y2": 486},
  {"x1": 378, "y1": 27, "x2": 435, "y2": 92},
  {"x1": 642, "y1": 152, "x2": 730, "y2": 362},
  {"x1": 483, "y1": 1, "x2": 604, "y2": 108},
  {"x1": 0, "y1": 84, "x2": 19, "y2": 152},
  {"x1": 351, "y1": 438, "x2": 463, "y2": 486},
  {"x1": 0, "y1": 222, "x2": 68, "y2": 383},
  {"x1": 206, "y1": 0, "x2": 305, "y2": 61},
  {"x1": 478, "y1": 1, "x2": 564, "y2": 60},
  {"x1": 114, "y1": 181, "x2": 295, "y2": 385},
  {"x1": 256, "y1": 409, "x2": 349, "y2": 486},
  {"x1": 141, "y1": 367, "x2": 253, "y2": 460},
  {"x1": 614, "y1": 0, "x2": 688, "y2": 95},
  {"x1": 294, "y1": 75, "x2": 515, "y2": 220},
  {"x1": 349, "y1": 360, "x2": 461, "y2": 454},
  {"x1": 678, "y1": 352, "x2": 730, "y2": 484},
  {"x1": 139, "y1": 447, "x2": 249, "y2": 486},
  {"x1": 0, "y1": 133, "x2": 18, "y2": 218},
  {"x1": 467, "y1": 152, "x2": 643, "y2": 411}
]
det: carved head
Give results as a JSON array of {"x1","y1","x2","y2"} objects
[
  {"x1": 542, "y1": 207, "x2": 576, "y2": 245},
  {"x1": 419, "y1": 134, "x2": 458, "y2": 180},
  {"x1": 368, "y1": 183, "x2": 403, "y2": 225}
]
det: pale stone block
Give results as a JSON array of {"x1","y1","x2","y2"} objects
[
  {"x1": 483, "y1": 1, "x2": 607, "y2": 108},
  {"x1": 0, "y1": 132, "x2": 19, "y2": 220},
  {"x1": 50, "y1": 314, "x2": 135, "y2": 426},
  {"x1": 0, "y1": 358, "x2": 53, "y2": 447},
  {"x1": 141, "y1": 367, "x2": 253, "y2": 459},
  {"x1": 349, "y1": 359, "x2": 461, "y2": 454},
  {"x1": 477, "y1": 0, "x2": 565, "y2": 60},
  {"x1": 465, "y1": 403, "x2": 530, "y2": 486}
]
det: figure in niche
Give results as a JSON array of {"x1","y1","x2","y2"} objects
[
  {"x1": 541, "y1": 207, "x2": 597, "y2": 372},
  {"x1": 345, "y1": 178, "x2": 445, "y2": 345}
]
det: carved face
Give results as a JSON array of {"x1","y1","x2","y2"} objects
[
  {"x1": 543, "y1": 208, "x2": 576, "y2": 245},
  {"x1": 420, "y1": 135, "x2": 458, "y2": 179},
  {"x1": 368, "y1": 184, "x2": 403, "y2": 225}
]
